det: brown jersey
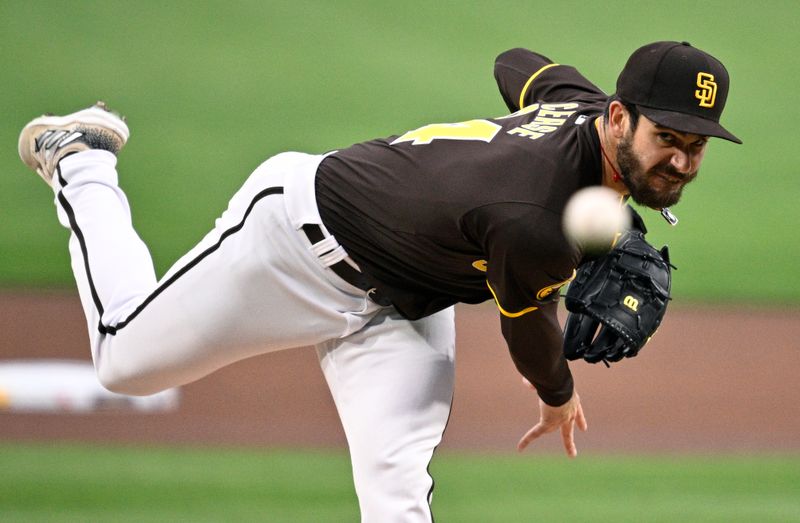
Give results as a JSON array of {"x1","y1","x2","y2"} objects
[{"x1": 315, "y1": 48, "x2": 608, "y2": 405}]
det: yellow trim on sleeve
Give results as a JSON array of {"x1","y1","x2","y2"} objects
[
  {"x1": 486, "y1": 281, "x2": 539, "y2": 318},
  {"x1": 518, "y1": 63, "x2": 560, "y2": 110},
  {"x1": 611, "y1": 196, "x2": 628, "y2": 248}
]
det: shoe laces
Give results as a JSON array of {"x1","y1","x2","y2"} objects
[{"x1": 35, "y1": 129, "x2": 86, "y2": 153}]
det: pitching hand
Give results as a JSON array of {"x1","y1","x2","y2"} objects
[{"x1": 517, "y1": 381, "x2": 588, "y2": 458}]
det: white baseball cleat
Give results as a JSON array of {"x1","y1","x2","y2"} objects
[{"x1": 18, "y1": 101, "x2": 130, "y2": 186}]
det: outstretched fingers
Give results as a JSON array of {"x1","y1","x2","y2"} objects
[
  {"x1": 518, "y1": 392, "x2": 588, "y2": 456},
  {"x1": 576, "y1": 401, "x2": 588, "y2": 432},
  {"x1": 517, "y1": 423, "x2": 549, "y2": 452},
  {"x1": 561, "y1": 420, "x2": 578, "y2": 458},
  {"x1": 562, "y1": 400, "x2": 589, "y2": 457}
]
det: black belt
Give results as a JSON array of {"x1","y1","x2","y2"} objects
[{"x1": 301, "y1": 224, "x2": 391, "y2": 306}]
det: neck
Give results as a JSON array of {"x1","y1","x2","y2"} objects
[{"x1": 595, "y1": 117, "x2": 628, "y2": 196}]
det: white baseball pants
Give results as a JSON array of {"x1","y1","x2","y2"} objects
[{"x1": 52, "y1": 150, "x2": 456, "y2": 522}]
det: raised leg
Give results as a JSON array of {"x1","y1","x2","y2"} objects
[{"x1": 49, "y1": 149, "x2": 378, "y2": 394}]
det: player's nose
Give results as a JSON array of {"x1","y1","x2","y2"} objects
[{"x1": 670, "y1": 149, "x2": 692, "y2": 175}]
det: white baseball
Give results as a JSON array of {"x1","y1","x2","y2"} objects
[{"x1": 563, "y1": 186, "x2": 631, "y2": 252}]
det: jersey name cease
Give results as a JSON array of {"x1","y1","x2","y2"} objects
[{"x1": 501, "y1": 103, "x2": 578, "y2": 141}]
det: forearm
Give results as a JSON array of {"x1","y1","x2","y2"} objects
[{"x1": 501, "y1": 305, "x2": 574, "y2": 406}]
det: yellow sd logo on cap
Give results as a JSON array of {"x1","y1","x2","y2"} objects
[{"x1": 695, "y1": 72, "x2": 717, "y2": 108}]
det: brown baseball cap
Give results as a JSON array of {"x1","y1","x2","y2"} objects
[{"x1": 616, "y1": 41, "x2": 741, "y2": 144}]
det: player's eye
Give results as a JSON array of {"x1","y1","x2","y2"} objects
[{"x1": 657, "y1": 132, "x2": 675, "y2": 145}]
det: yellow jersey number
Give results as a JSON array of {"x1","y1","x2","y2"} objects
[{"x1": 390, "y1": 119, "x2": 501, "y2": 145}]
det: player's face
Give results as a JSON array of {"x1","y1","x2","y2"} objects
[{"x1": 616, "y1": 116, "x2": 707, "y2": 209}]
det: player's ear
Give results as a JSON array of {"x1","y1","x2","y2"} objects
[{"x1": 607, "y1": 100, "x2": 628, "y2": 139}]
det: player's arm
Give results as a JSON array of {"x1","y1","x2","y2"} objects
[
  {"x1": 463, "y1": 201, "x2": 587, "y2": 456},
  {"x1": 498, "y1": 298, "x2": 588, "y2": 457},
  {"x1": 501, "y1": 307, "x2": 587, "y2": 458},
  {"x1": 494, "y1": 48, "x2": 555, "y2": 112},
  {"x1": 463, "y1": 202, "x2": 579, "y2": 403},
  {"x1": 500, "y1": 305, "x2": 574, "y2": 406},
  {"x1": 494, "y1": 48, "x2": 607, "y2": 111}
]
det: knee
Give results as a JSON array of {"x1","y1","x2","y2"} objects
[{"x1": 95, "y1": 361, "x2": 166, "y2": 396}]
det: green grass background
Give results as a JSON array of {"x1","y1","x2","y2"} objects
[
  {"x1": 1, "y1": 0, "x2": 799, "y2": 303},
  {"x1": 2, "y1": 443, "x2": 799, "y2": 522},
  {"x1": 1, "y1": 2, "x2": 799, "y2": 521}
]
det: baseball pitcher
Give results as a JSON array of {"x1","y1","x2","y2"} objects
[{"x1": 17, "y1": 42, "x2": 739, "y2": 521}]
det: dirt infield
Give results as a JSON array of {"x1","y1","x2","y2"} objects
[{"x1": 1, "y1": 291, "x2": 798, "y2": 453}]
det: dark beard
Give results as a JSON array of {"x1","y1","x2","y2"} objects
[{"x1": 616, "y1": 135, "x2": 692, "y2": 209}]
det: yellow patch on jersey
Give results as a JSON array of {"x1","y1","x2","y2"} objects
[
  {"x1": 535, "y1": 270, "x2": 576, "y2": 300},
  {"x1": 472, "y1": 259, "x2": 488, "y2": 272}
]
